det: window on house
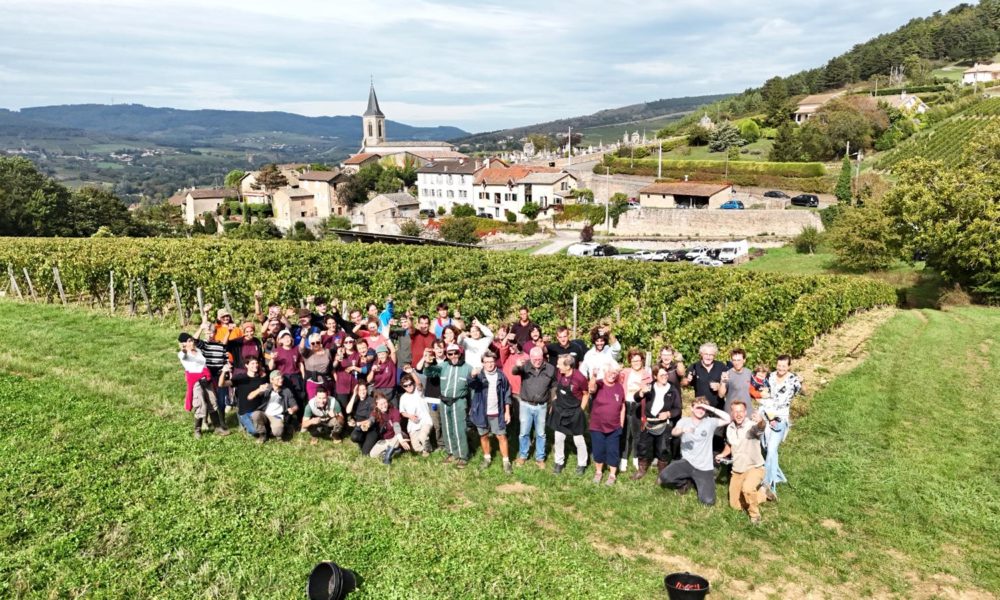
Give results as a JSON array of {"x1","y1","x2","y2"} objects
[
  {"x1": 447, "y1": 190, "x2": 454, "y2": 198},
  {"x1": 368, "y1": 123, "x2": 373, "y2": 137},
  {"x1": 378, "y1": 122, "x2": 383, "y2": 137},
  {"x1": 459, "y1": 190, "x2": 467, "y2": 198},
  {"x1": 447, "y1": 175, "x2": 453, "y2": 184},
  {"x1": 512, "y1": 194, "x2": 518, "y2": 202}
]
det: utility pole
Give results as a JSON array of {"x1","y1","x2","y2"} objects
[
  {"x1": 845, "y1": 141, "x2": 850, "y2": 161},
  {"x1": 567, "y1": 126, "x2": 572, "y2": 167},
  {"x1": 605, "y1": 167, "x2": 611, "y2": 235},
  {"x1": 658, "y1": 139, "x2": 662, "y2": 179},
  {"x1": 854, "y1": 150, "x2": 863, "y2": 206}
]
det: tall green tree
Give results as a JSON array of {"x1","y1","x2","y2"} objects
[
  {"x1": 769, "y1": 122, "x2": 802, "y2": 162},
  {"x1": 761, "y1": 76, "x2": 790, "y2": 126},
  {"x1": 835, "y1": 156, "x2": 853, "y2": 203},
  {"x1": 250, "y1": 163, "x2": 287, "y2": 207},
  {"x1": 708, "y1": 122, "x2": 743, "y2": 152},
  {"x1": 224, "y1": 169, "x2": 247, "y2": 223},
  {"x1": 70, "y1": 187, "x2": 136, "y2": 236}
]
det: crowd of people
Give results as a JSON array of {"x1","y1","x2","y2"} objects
[{"x1": 176, "y1": 294, "x2": 803, "y2": 524}]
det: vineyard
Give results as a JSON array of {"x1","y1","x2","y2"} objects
[
  {"x1": 876, "y1": 97, "x2": 1000, "y2": 169},
  {"x1": 0, "y1": 238, "x2": 896, "y2": 364}
]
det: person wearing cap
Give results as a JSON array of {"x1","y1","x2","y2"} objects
[
  {"x1": 469, "y1": 351, "x2": 513, "y2": 473},
  {"x1": 552, "y1": 355, "x2": 590, "y2": 475},
  {"x1": 716, "y1": 401, "x2": 767, "y2": 524},
  {"x1": 632, "y1": 365, "x2": 682, "y2": 481},
  {"x1": 587, "y1": 364, "x2": 626, "y2": 485},
  {"x1": 398, "y1": 370, "x2": 433, "y2": 456},
  {"x1": 424, "y1": 342, "x2": 475, "y2": 468},
  {"x1": 367, "y1": 341, "x2": 398, "y2": 407},
  {"x1": 301, "y1": 387, "x2": 343, "y2": 445},
  {"x1": 512, "y1": 346, "x2": 556, "y2": 468},
  {"x1": 254, "y1": 370, "x2": 298, "y2": 442},
  {"x1": 177, "y1": 332, "x2": 229, "y2": 439},
  {"x1": 659, "y1": 396, "x2": 731, "y2": 505},
  {"x1": 292, "y1": 308, "x2": 320, "y2": 349},
  {"x1": 271, "y1": 329, "x2": 305, "y2": 419},
  {"x1": 210, "y1": 305, "x2": 241, "y2": 344}
]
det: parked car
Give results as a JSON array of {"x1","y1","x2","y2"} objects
[
  {"x1": 718, "y1": 240, "x2": 750, "y2": 264},
  {"x1": 630, "y1": 250, "x2": 657, "y2": 261},
  {"x1": 684, "y1": 247, "x2": 708, "y2": 261},
  {"x1": 764, "y1": 190, "x2": 789, "y2": 198},
  {"x1": 790, "y1": 194, "x2": 819, "y2": 208},
  {"x1": 720, "y1": 199, "x2": 744, "y2": 210},
  {"x1": 476, "y1": 211, "x2": 494, "y2": 219},
  {"x1": 693, "y1": 256, "x2": 723, "y2": 267},
  {"x1": 593, "y1": 244, "x2": 618, "y2": 257},
  {"x1": 707, "y1": 248, "x2": 722, "y2": 260},
  {"x1": 567, "y1": 242, "x2": 600, "y2": 257},
  {"x1": 661, "y1": 250, "x2": 684, "y2": 262},
  {"x1": 419, "y1": 209, "x2": 436, "y2": 219}
]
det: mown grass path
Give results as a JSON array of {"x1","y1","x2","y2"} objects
[{"x1": 0, "y1": 302, "x2": 996, "y2": 598}]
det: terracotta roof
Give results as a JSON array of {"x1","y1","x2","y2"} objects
[
  {"x1": 186, "y1": 188, "x2": 230, "y2": 200},
  {"x1": 639, "y1": 181, "x2": 731, "y2": 197},
  {"x1": 474, "y1": 165, "x2": 559, "y2": 186},
  {"x1": 298, "y1": 170, "x2": 342, "y2": 182},
  {"x1": 167, "y1": 191, "x2": 186, "y2": 206},
  {"x1": 517, "y1": 172, "x2": 575, "y2": 185},
  {"x1": 344, "y1": 153, "x2": 381, "y2": 165},
  {"x1": 965, "y1": 63, "x2": 1000, "y2": 74}
]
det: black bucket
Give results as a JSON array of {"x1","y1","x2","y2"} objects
[
  {"x1": 307, "y1": 562, "x2": 357, "y2": 600},
  {"x1": 664, "y1": 572, "x2": 710, "y2": 599}
]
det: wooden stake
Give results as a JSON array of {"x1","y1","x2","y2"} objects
[
  {"x1": 662, "y1": 310, "x2": 667, "y2": 326},
  {"x1": 22, "y1": 268, "x2": 38, "y2": 302},
  {"x1": 196, "y1": 287, "x2": 206, "y2": 322},
  {"x1": 572, "y1": 293, "x2": 578, "y2": 339},
  {"x1": 7, "y1": 266, "x2": 22, "y2": 300},
  {"x1": 172, "y1": 281, "x2": 185, "y2": 326},
  {"x1": 128, "y1": 279, "x2": 136, "y2": 317},
  {"x1": 341, "y1": 300, "x2": 348, "y2": 315},
  {"x1": 109, "y1": 270, "x2": 115, "y2": 314},
  {"x1": 137, "y1": 279, "x2": 154, "y2": 319},
  {"x1": 615, "y1": 306, "x2": 621, "y2": 324},
  {"x1": 53, "y1": 267, "x2": 67, "y2": 306}
]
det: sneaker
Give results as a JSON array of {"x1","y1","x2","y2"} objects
[
  {"x1": 592, "y1": 472, "x2": 603, "y2": 484},
  {"x1": 256, "y1": 435, "x2": 266, "y2": 445},
  {"x1": 553, "y1": 463, "x2": 564, "y2": 475},
  {"x1": 216, "y1": 428, "x2": 231, "y2": 437},
  {"x1": 420, "y1": 450, "x2": 430, "y2": 457},
  {"x1": 535, "y1": 460, "x2": 546, "y2": 470},
  {"x1": 515, "y1": 457, "x2": 527, "y2": 467},
  {"x1": 618, "y1": 458, "x2": 627, "y2": 472},
  {"x1": 193, "y1": 430, "x2": 202, "y2": 440},
  {"x1": 605, "y1": 474, "x2": 617, "y2": 486},
  {"x1": 455, "y1": 459, "x2": 468, "y2": 469},
  {"x1": 575, "y1": 465, "x2": 586, "y2": 476},
  {"x1": 479, "y1": 459, "x2": 492, "y2": 471},
  {"x1": 503, "y1": 461, "x2": 512, "y2": 474}
]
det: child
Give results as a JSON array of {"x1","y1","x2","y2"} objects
[{"x1": 749, "y1": 363, "x2": 770, "y2": 403}]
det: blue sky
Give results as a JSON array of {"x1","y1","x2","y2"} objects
[{"x1": 1, "y1": 0, "x2": 961, "y2": 133}]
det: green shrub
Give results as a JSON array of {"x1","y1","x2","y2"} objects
[
  {"x1": 439, "y1": 217, "x2": 479, "y2": 244},
  {"x1": 505, "y1": 210, "x2": 517, "y2": 223},
  {"x1": 452, "y1": 203, "x2": 476, "y2": 218},
  {"x1": 399, "y1": 220, "x2": 423, "y2": 237},
  {"x1": 521, "y1": 221, "x2": 539, "y2": 236},
  {"x1": 520, "y1": 202, "x2": 541, "y2": 220},
  {"x1": 793, "y1": 226, "x2": 822, "y2": 254}
]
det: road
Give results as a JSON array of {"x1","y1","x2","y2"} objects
[{"x1": 532, "y1": 231, "x2": 579, "y2": 255}]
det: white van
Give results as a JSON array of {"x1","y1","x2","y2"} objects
[
  {"x1": 718, "y1": 240, "x2": 749, "y2": 264},
  {"x1": 567, "y1": 242, "x2": 600, "y2": 257}
]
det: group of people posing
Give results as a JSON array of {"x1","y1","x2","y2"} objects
[{"x1": 176, "y1": 294, "x2": 803, "y2": 524}]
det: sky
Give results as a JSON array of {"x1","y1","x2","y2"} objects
[{"x1": 1, "y1": 0, "x2": 963, "y2": 133}]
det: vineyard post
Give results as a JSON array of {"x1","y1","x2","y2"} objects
[
  {"x1": 7, "y1": 266, "x2": 22, "y2": 300},
  {"x1": 572, "y1": 293, "x2": 578, "y2": 339},
  {"x1": 662, "y1": 310, "x2": 666, "y2": 326},
  {"x1": 53, "y1": 267, "x2": 67, "y2": 306},
  {"x1": 22, "y1": 268, "x2": 38, "y2": 303},
  {"x1": 137, "y1": 279, "x2": 154, "y2": 319},
  {"x1": 128, "y1": 279, "x2": 136, "y2": 317},
  {"x1": 109, "y1": 271, "x2": 115, "y2": 314},
  {"x1": 615, "y1": 306, "x2": 621, "y2": 324},
  {"x1": 196, "y1": 287, "x2": 206, "y2": 322},
  {"x1": 222, "y1": 291, "x2": 232, "y2": 315},
  {"x1": 341, "y1": 300, "x2": 347, "y2": 315},
  {"x1": 172, "y1": 281, "x2": 185, "y2": 326}
]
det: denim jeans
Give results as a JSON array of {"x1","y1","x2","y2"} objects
[
  {"x1": 518, "y1": 402, "x2": 547, "y2": 461},
  {"x1": 763, "y1": 419, "x2": 788, "y2": 493},
  {"x1": 238, "y1": 412, "x2": 258, "y2": 435}
]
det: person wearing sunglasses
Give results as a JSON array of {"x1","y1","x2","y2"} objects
[{"x1": 398, "y1": 370, "x2": 433, "y2": 456}]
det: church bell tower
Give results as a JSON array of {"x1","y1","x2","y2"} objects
[{"x1": 362, "y1": 82, "x2": 386, "y2": 150}]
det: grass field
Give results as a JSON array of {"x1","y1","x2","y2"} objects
[
  {"x1": 0, "y1": 301, "x2": 997, "y2": 598},
  {"x1": 662, "y1": 139, "x2": 774, "y2": 162}
]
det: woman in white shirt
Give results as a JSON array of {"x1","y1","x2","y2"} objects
[
  {"x1": 459, "y1": 318, "x2": 494, "y2": 369},
  {"x1": 760, "y1": 355, "x2": 803, "y2": 499},
  {"x1": 398, "y1": 370, "x2": 433, "y2": 456}
]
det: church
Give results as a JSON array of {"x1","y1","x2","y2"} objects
[{"x1": 343, "y1": 83, "x2": 465, "y2": 171}]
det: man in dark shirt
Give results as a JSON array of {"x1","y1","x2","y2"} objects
[
  {"x1": 684, "y1": 342, "x2": 727, "y2": 411},
  {"x1": 545, "y1": 326, "x2": 588, "y2": 367},
  {"x1": 510, "y1": 306, "x2": 539, "y2": 347},
  {"x1": 220, "y1": 357, "x2": 269, "y2": 438}
]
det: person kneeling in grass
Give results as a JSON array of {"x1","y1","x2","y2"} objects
[
  {"x1": 302, "y1": 387, "x2": 343, "y2": 445},
  {"x1": 716, "y1": 401, "x2": 767, "y2": 524},
  {"x1": 370, "y1": 392, "x2": 410, "y2": 464},
  {"x1": 398, "y1": 370, "x2": 433, "y2": 456},
  {"x1": 260, "y1": 370, "x2": 298, "y2": 443},
  {"x1": 658, "y1": 396, "x2": 731, "y2": 505},
  {"x1": 587, "y1": 365, "x2": 625, "y2": 486},
  {"x1": 469, "y1": 351, "x2": 513, "y2": 473}
]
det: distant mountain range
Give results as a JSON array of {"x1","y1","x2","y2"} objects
[{"x1": 455, "y1": 93, "x2": 734, "y2": 148}]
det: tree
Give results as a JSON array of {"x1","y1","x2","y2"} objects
[
  {"x1": 356, "y1": 163, "x2": 383, "y2": 191},
  {"x1": 452, "y1": 203, "x2": 476, "y2": 218},
  {"x1": 504, "y1": 210, "x2": 517, "y2": 223},
  {"x1": 835, "y1": 156, "x2": 853, "y2": 203},
  {"x1": 439, "y1": 218, "x2": 479, "y2": 244},
  {"x1": 738, "y1": 120, "x2": 761, "y2": 143},
  {"x1": 823, "y1": 56, "x2": 855, "y2": 89},
  {"x1": 338, "y1": 175, "x2": 370, "y2": 208},
  {"x1": 708, "y1": 122, "x2": 744, "y2": 152},
  {"x1": 574, "y1": 188, "x2": 595, "y2": 203},
  {"x1": 399, "y1": 220, "x2": 423, "y2": 237},
  {"x1": 375, "y1": 168, "x2": 404, "y2": 194},
  {"x1": 520, "y1": 202, "x2": 541, "y2": 220},
  {"x1": 226, "y1": 220, "x2": 283, "y2": 240},
  {"x1": 287, "y1": 221, "x2": 317, "y2": 241},
  {"x1": 0, "y1": 156, "x2": 75, "y2": 237},
  {"x1": 224, "y1": 169, "x2": 247, "y2": 223},
  {"x1": 70, "y1": 187, "x2": 136, "y2": 236},
  {"x1": 793, "y1": 226, "x2": 822, "y2": 254},
  {"x1": 250, "y1": 164, "x2": 287, "y2": 223},
  {"x1": 761, "y1": 76, "x2": 790, "y2": 126},
  {"x1": 828, "y1": 204, "x2": 901, "y2": 271},
  {"x1": 769, "y1": 122, "x2": 802, "y2": 162},
  {"x1": 797, "y1": 121, "x2": 833, "y2": 161},
  {"x1": 323, "y1": 215, "x2": 352, "y2": 231},
  {"x1": 687, "y1": 124, "x2": 712, "y2": 146}
]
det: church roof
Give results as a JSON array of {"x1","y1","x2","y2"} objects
[
  {"x1": 369, "y1": 140, "x2": 454, "y2": 148},
  {"x1": 364, "y1": 84, "x2": 384, "y2": 118}
]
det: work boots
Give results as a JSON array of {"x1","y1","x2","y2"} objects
[{"x1": 630, "y1": 459, "x2": 651, "y2": 481}]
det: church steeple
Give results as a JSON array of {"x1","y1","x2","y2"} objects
[{"x1": 362, "y1": 80, "x2": 386, "y2": 150}]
